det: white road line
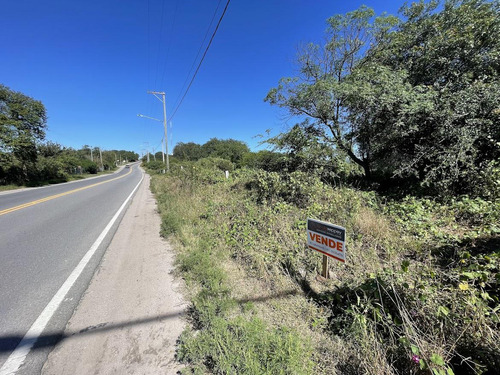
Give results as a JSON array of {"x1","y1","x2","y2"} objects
[{"x1": 0, "y1": 172, "x2": 144, "y2": 375}]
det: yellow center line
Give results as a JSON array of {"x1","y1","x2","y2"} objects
[{"x1": 0, "y1": 166, "x2": 134, "y2": 217}]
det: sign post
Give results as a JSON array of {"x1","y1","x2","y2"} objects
[
  {"x1": 321, "y1": 255, "x2": 329, "y2": 278},
  {"x1": 307, "y1": 218, "x2": 346, "y2": 278}
]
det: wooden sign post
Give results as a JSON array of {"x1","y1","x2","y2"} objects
[{"x1": 321, "y1": 255, "x2": 329, "y2": 278}]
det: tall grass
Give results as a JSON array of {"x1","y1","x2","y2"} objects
[
  {"x1": 150, "y1": 166, "x2": 500, "y2": 374},
  {"x1": 151, "y1": 173, "x2": 314, "y2": 374}
]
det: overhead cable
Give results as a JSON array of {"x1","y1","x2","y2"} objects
[
  {"x1": 170, "y1": 0, "x2": 223, "y2": 113},
  {"x1": 169, "y1": 0, "x2": 231, "y2": 121}
]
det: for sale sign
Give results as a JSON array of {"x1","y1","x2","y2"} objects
[{"x1": 307, "y1": 218, "x2": 346, "y2": 263}]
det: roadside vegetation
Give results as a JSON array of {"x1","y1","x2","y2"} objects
[
  {"x1": 1, "y1": 84, "x2": 138, "y2": 187},
  {"x1": 147, "y1": 1, "x2": 500, "y2": 374},
  {"x1": 150, "y1": 161, "x2": 499, "y2": 374}
]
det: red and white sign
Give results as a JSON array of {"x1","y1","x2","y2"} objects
[{"x1": 307, "y1": 218, "x2": 346, "y2": 263}]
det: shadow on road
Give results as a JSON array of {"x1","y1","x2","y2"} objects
[
  {"x1": 0, "y1": 289, "x2": 299, "y2": 355},
  {"x1": 0, "y1": 309, "x2": 185, "y2": 354}
]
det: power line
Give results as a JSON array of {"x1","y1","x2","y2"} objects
[
  {"x1": 146, "y1": 0, "x2": 155, "y2": 131},
  {"x1": 170, "y1": 0, "x2": 223, "y2": 113},
  {"x1": 147, "y1": 0, "x2": 151, "y2": 91},
  {"x1": 153, "y1": 0, "x2": 166, "y2": 90},
  {"x1": 159, "y1": 0, "x2": 180, "y2": 90},
  {"x1": 169, "y1": 0, "x2": 231, "y2": 121}
]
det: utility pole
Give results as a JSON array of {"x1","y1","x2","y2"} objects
[
  {"x1": 147, "y1": 91, "x2": 169, "y2": 171},
  {"x1": 90, "y1": 147, "x2": 93, "y2": 162},
  {"x1": 143, "y1": 142, "x2": 150, "y2": 163},
  {"x1": 161, "y1": 138, "x2": 165, "y2": 164},
  {"x1": 99, "y1": 147, "x2": 104, "y2": 171}
]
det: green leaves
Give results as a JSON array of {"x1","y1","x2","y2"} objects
[
  {"x1": 401, "y1": 260, "x2": 410, "y2": 272},
  {"x1": 366, "y1": 0, "x2": 500, "y2": 196},
  {"x1": 430, "y1": 353, "x2": 445, "y2": 367},
  {"x1": 437, "y1": 305, "x2": 450, "y2": 318},
  {"x1": 265, "y1": 6, "x2": 395, "y2": 178},
  {"x1": 0, "y1": 84, "x2": 47, "y2": 166},
  {"x1": 267, "y1": 0, "x2": 500, "y2": 197}
]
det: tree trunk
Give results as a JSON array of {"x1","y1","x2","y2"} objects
[{"x1": 344, "y1": 146, "x2": 371, "y2": 179}]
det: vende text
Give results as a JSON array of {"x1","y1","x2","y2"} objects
[{"x1": 309, "y1": 232, "x2": 343, "y2": 251}]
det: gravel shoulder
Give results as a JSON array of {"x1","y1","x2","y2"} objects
[{"x1": 42, "y1": 172, "x2": 187, "y2": 375}]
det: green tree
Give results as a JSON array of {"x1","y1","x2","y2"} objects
[
  {"x1": 38, "y1": 141, "x2": 64, "y2": 158},
  {"x1": 265, "y1": 7, "x2": 398, "y2": 179},
  {"x1": 0, "y1": 84, "x2": 47, "y2": 169},
  {"x1": 267, "y1": 1, "x2": 500, "y2": 196},
  {"x1": 241, "y1": 150, "x2": 286, "y2": 172},
  {"x1": 173, "y1": 142, "x2": 203, "y2": 161},
  {"x1": 342, "y1": 63, "x2": 437, "y2": 181},
  {"x1": 201, "y1": 138, "x2": 250, "y2": 164},
  {"x1": 362, "y1": 0, "x2": 500, "y2": 195}
]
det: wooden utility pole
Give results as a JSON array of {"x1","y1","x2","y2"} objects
[
  {"x1": 147, "y1": 91, "x2": 169, "y2": 171},
  {"x1": 99, "y1": 148, "x2": 103, "y2": 170}
]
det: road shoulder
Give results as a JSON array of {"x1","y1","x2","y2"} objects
[{"x1": 42, "y1": 172, "x2": 187, "y2": 375}]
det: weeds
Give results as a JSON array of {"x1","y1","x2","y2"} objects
[
  {"x1": 150, "y1": 165, "x2": 500, "y2": 374},
  {"x1": 151, "y1": 170, "x2": 314, "y2": 374}
]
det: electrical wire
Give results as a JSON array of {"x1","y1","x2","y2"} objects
[
  {"x1": 159, "y1": 0, "x2": 180, "y2": 90},
  {"x1": 145, "y1": 0, "x2": 152, "y2": 145},
  {"x1": 147, "y1": 0, "x2": 151, "y2": 91},
  {"x1": 153, "y1": 0, "x2": 166, "y2": 90},
  {"x1": 170, "y1": 0, "x2": 223, "y2": 113},
  {"x1": 168, "y1": 0, "x2": 231, "y2": 121}
]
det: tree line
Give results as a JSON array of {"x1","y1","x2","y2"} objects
[
  {"x1": 0, "y1": 84, "x2": 138, "y2": 186},
  {"x1": 266, "y1": 0, "x2": 500, "y2": 198},
  {"x1": 169, "y1": 138, "x2": 285, "y2": 172}
]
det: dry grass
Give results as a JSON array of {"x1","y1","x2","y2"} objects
[{"x1": 149, "y1": 168, "x2": 500, "y2": 374}]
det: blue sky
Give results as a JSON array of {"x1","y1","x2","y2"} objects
[{"x1": 2, "y1": 0, "x2": 403, "y2": 155}]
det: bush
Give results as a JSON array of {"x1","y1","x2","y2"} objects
[
  {"x1": 477, "y1": 159, "x2": 500, "y2": 200},
  {"x1": 240, "y1": 150, "x2": 286, "y2": 171},
  {"x1": 33, "y1": 157, "x2": 67, "y2": 183},
  {"x1": 247, "y1": 170, "x2": 324, "y2": 207},
  {"x1": 151, "y1": 158, "x2": 500, "y2": 374},
  {"x1": 196, "y1": 157, "x2": 233, "y2": 172},
  {"x1": 78, "y1": 159, "x2": 98, "y2": 174},
  {"x1": 142, "y1": 160, "x2": 166, "y2": 174}
]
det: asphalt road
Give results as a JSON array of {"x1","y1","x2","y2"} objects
[{"x1": 0, "y1": 164, "x2": 144, "y2": 374}]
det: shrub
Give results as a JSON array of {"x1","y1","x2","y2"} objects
[
  {"x1": 151, "y1": 158, "x2": 500, "y2": 374},
  {"x1": 196, "y1": 157, "x2": 234, "y2": 172},
  {"x1": 79, "y1": 159, "x2": 98, "y2": 174},
  {"x1": 142, "y1": 160, "x2": 166, "y2": 174},
  {"x1": 247, "y1": 170, "x2": 324, "y2": 207}
]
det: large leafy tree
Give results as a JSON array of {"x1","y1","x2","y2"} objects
[
  {"x1": 173, "y1": 142, "x2": 204, "y2": 161},
  {"x1": 267, "y1": 1, "x2": 500, "y2": 196},
  {"x1": 0, "y1": 84, "x2": 47, "y2": 166},
  {"x1": 363, "y1": 0, "x2": 500, "y2": 194},
  {"x1": 342, "y1": 62, "x2": 438, "y2": 181},
  {"x1": 201, "y1": 138, "x2": 250, "y2": 164},
  {"x1": 265, "y1": 7, "x2": 398, "y2": 178}
]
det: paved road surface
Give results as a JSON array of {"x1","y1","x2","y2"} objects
[
  {"x1": 0, "y1": 164, "x2": 143, "y2": 374},
  {"x1": 41, "y1": 173, "x2": 186, "y2": 375}
]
